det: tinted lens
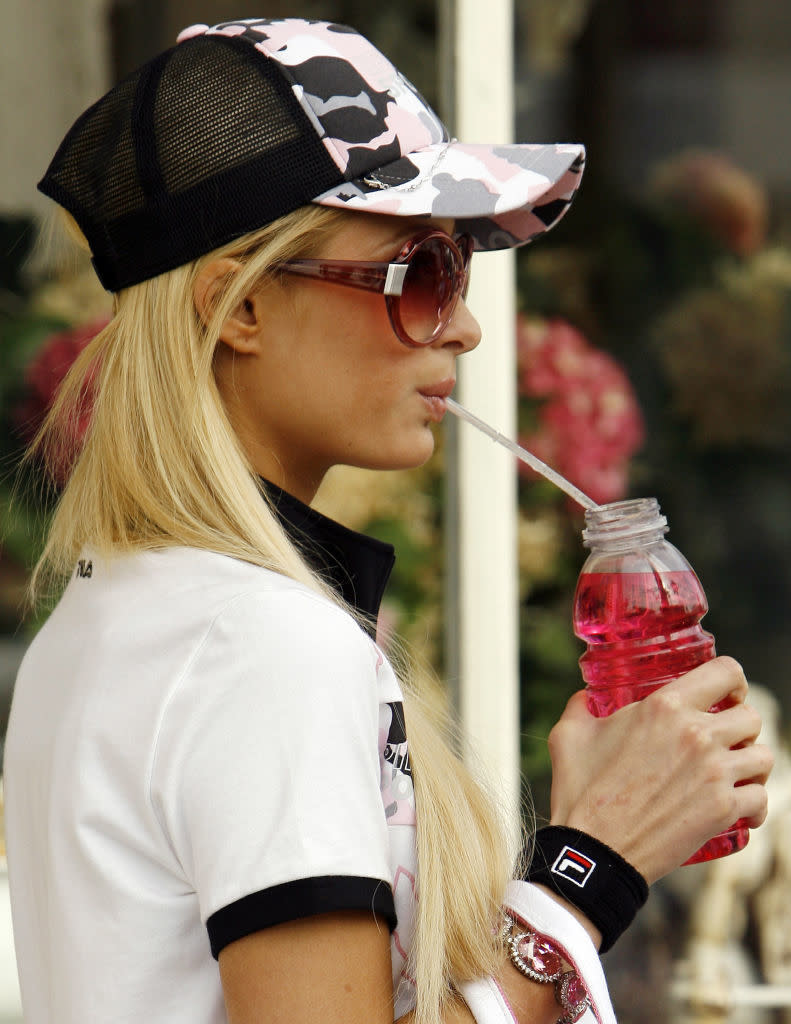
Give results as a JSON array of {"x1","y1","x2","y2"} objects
[{"x1": 399, "y1": 237, "x2": 462, "y2": 344}]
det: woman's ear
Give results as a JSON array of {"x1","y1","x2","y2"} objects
[{"x1": 193, "y1": 257, "x2": 262, "y2": 355}]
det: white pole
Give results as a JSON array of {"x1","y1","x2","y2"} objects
[{"x1": 448, "y1": 0, "x2": 520, "y2": 827}]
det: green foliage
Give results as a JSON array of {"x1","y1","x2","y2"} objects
[{"x1": 0, "y1": 217, "x2": 67, "y2": 633}]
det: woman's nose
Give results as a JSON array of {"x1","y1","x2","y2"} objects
[{"x1": 440, "y1": 297, "x2": 482, "y2": 354}]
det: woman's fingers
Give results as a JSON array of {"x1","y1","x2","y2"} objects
[
  {"x1": 733, "y1": 778, "x2": 772, "y2": 829},
  {"x1": 703, "y1": 698, "x2": 763, "y2": 750},
  {"x1": 661, "y1": 655, "x2": 749, "y2": 711}
]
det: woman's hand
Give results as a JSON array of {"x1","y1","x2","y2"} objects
[{"x1": 547, "y1": 656, "x2": 774, "y2": 884}]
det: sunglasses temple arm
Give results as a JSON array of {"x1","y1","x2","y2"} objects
[{"x1": 279, "y1": 261, "x2": 389, "y2": 295}]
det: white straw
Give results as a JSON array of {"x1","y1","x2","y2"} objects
[{"x1": 446, "y1": 397, "x2": 598, "y2": 511}]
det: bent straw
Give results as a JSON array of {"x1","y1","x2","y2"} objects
[{"x1": 446, "y1": 397, "x2": 598, "y2": 512}]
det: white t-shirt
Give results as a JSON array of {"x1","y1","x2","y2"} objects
[{"x1": 4, "y1": 546, "x2": 418, "y2": 1022}]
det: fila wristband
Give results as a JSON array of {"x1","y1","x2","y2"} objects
[{"x1": 523, "y1": 827, "x2": 648, "y2": 954}]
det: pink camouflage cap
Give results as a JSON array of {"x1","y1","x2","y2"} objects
[
  {"x1": 38, "y1": 17, "x2": 585, "y2": 291},
  {"x1": 181, "y1": 18, "x2": 586, "y2": 252}
]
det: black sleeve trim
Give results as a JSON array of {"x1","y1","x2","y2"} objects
[{"x1": 206, "y1": 875, "x2": 397, "y2": 959}]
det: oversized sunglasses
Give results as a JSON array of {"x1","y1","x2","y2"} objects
[{"x1": 277, "y1": 230, "x2": 474, "y2": 347}]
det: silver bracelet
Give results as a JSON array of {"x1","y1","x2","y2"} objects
[{"x1": 503, "y1": 914, "x2": 590, "y2": 1024}]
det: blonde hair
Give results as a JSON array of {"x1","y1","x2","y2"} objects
[{"x1": 30, "y1": 205, "x2": 516, "y2": 1022}]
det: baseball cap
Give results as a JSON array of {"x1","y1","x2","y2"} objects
[{"x1": 38, "y1": 17, "x2": 585, "y2": 292}]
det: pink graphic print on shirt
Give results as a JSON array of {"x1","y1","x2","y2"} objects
[{"x1": 380, "y1": 701, "x2": 415, "y2": 825}]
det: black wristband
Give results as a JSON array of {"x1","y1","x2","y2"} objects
[{"x1": 523, "y1": 826, "x2": 649, "y2": 954}]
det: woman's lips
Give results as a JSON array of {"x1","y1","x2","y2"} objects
[{"x1": 418, "y1": 379, "x2": 455, "y2": 420}]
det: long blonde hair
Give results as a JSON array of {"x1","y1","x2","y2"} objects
[{"x1": 29, "y1": 205, "x2": 516, "y2": 1022}]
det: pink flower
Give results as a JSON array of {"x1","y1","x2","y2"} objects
[
  {"x1": 517, "y1": 316, "x2": 590, "y2": 396},
  {"x1": 517, "y1": 315, "x2": 644, "y2": 506},
  {"x1": 14, "y1": 318, "x2": 108, "y2": 484}
]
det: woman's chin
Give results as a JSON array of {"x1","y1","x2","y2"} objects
[
  {"x1": 346, "y1": 430, "x2": 436, "y2": 473},
  {"x1": 392, "y1": 428, "x2": 437, "y2": 469}
]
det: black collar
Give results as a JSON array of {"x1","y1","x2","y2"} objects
[{"x1": 262, "y1": 480, "x2": 395, "y2": 638}]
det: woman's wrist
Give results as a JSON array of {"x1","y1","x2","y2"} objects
[{"x1": 523, "y1": 826, "x2": 648, "y2": 954}]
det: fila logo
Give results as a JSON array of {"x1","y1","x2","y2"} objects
[
  {"x1": 76, "y1": 559, "x2": 93, "y2": 579},
  {"x1": 551, "y1": 846, "x2": 596, "y2": 887}
]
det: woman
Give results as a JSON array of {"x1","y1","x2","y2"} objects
[{"x1": 4, "y1": 18, "x2": 772, "y2": 1024}]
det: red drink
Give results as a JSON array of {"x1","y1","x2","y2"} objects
[
  {"x1": 573, "y1": 500, "x2": 749, "y2": 864},
  {"x1": 574, "y1": 569, "x2": 715, "y2": 716}
]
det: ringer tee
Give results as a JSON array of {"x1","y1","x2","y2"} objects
[{"x1": 4, "y1": 486, "x2": 419, "y2": 1022}]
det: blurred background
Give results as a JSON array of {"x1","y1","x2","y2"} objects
[{"x1": 2, "y1": 2, "x2": 791, "y2": 1022}]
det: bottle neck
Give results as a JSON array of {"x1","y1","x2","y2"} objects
[{"x1": 582, "y1": 498, "x2": 669, "y2": 553}]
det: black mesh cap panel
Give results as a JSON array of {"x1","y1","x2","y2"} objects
[
  {"x1": 38, "y1": 36, "x2": 344, "y2": 291},
  {"x1": 38, "y1": 70, "x2": 148, "y2": 237},
  {"x1": 154, "y1": 41, "x2": 304, "y2": 196}
]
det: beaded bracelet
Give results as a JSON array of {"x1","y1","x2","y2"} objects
[{"x1": 503, "y1": 914, "x2": 590, "y2": 1024}]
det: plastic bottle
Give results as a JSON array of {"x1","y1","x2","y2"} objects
[{"x1": 572, "y1": 497, "x2": 749, "y2": 864}]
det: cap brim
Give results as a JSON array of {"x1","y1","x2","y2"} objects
[{"x1": 313, "y1": 141, "x2": 585, "y2": 251}]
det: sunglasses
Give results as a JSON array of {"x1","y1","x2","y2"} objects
[{"x1": 277, "y1": 230, "x2": 474, "y2": 347}]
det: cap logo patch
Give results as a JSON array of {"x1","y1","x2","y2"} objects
[{"x1": 551, "y1": 846, "x2": 596, "y2": 887}]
